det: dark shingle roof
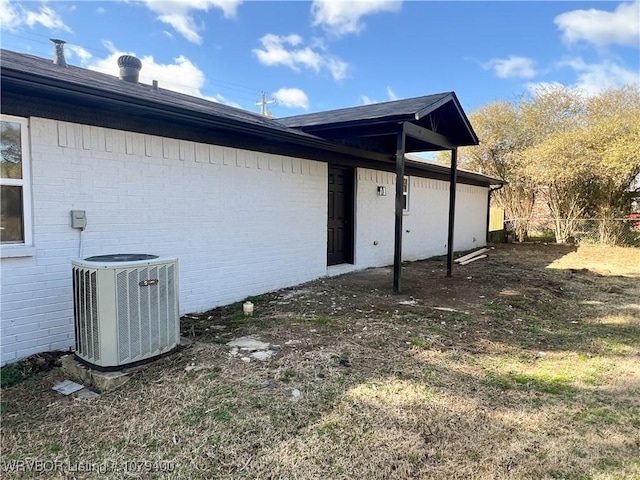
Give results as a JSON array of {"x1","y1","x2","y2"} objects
[
  {"x1": 280, "y1": 93, "x2": 453, "y2": 128},
  {"x1": 0, "y1": 49, "x2": 308, "y2": 138},
  {"x1": 1, "y1": 49, "x2": 477, "y2": 149}
]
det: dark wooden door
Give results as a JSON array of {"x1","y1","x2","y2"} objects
[{"x1": 327, "y1": 166, "x2": 353, "y2": 266}]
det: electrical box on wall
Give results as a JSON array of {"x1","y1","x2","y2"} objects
[{"x1": 70, "y1": 210, "x2": 86, "y2": 229}]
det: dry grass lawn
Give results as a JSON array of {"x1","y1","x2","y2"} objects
[{"x1": 1, "y1": 243, "x2": 639, "y2": 479}]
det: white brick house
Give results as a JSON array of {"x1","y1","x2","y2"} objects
[{"x1": 0, "y1": 49, "x2": 500, "y2": 365}]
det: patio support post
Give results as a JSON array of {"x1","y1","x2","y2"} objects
[
  {"x1": 393, "y1": 126, "x2": 406, "y2": 293},
  {"x1": 446, "y1": 148, "x2": 458, "y2": 277}
]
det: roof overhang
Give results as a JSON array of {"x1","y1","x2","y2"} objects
[
  {"x1": 405, "y1": 155, "x2": 504, "y2": 186},
  {"x1": 1, "y1": 49, "x2": 498, "y2": 187},
  {"x1": 0, "y1": 65, "x2": 389, "y2": 166}
]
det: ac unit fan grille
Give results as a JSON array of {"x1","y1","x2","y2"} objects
[{"x1": 116, "y1": 264, "x2": 177, "y2": 363}]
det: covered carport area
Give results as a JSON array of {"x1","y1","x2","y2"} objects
[{"x1": 280, "y1": 92, "x2": 482, "y2": 292}]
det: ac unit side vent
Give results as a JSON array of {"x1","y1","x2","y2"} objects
[{"x1": 73, "y1": 267, "x2": 101, "y2": 362}]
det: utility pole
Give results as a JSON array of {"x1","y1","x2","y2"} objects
[{"x1": 255, "y1": 91, "x2": 276, "y2": 117}]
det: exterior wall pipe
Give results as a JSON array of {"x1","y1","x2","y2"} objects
[
  {"x1": 393, "y1": 126, "x2": 406, "y2": 293},
  {"x1": 50, "y1": 39, "x2": 67, "y2": 67},
  {"x1": 446, "y1": 148, "x2": 458, "y2": 277}
]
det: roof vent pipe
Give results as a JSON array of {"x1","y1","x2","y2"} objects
[
  {"x1": 50, "y1": 39, "x2": 67, "y2": 67},
  {"x1": 117, "y1": 55, "x2": 142, "y2": 83}
]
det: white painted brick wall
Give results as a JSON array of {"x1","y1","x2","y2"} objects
[
  {"x1": 355, "y1": 168, "x2": 488, "y2": 267},
  {"x1": 354, "y1": 169, "x2": 396, "y2": 268},
  {"x1": 0, "y1": 120, "x2": 490, "y2": 365},
  {"x1": 1, "y1": 118, "x2": 327, "y2": 365},
  {"x1": 453, "y1": 183, "x2": 490, "y2": 251}
]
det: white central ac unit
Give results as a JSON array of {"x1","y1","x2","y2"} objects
[{"x1": 72, "y1": 254, "x2": 180, "y2": 369}]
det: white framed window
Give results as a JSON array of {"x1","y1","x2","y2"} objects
[
  {"x1": 1, "y1": 115, "x2": 32, "y2": 249},
  {"x1": 402, "y1": 175, "x2": 410, "y2": 213}
]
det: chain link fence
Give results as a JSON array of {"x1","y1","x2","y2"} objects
[{"x1": 503, "y1": 217, "x2": 640, "y2": 247}]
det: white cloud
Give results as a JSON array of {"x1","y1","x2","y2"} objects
[
  {"x1": 361, "y1": 95, "x2": 374, "y2": 105},
  {"x1": 156, "y1": 12, "x2": 203, "y2": 44},
  {"x1": 142, "y1": 0, "x2": 242, "y2": 44},
  {"x1": 311, "y1": 0, "x2": 402, "y2": 37},
  {"x1": 525, "y1": 81, "x2": 566, "y2": 97},
  {"x1": 96, "y1": 7, "x2": 106, "y2": 15},
  {"x1": 525, "y1": 3, "x2": 640, "y2": 98},
  {"x1": 483, "y1": 56, "x2": 537, "y2": 79},
  {"x1": 360, "y1": 86, "x2": 400, "y2": 105},
  {"x1": 66, "y1": 44, "x2": 93, "y2": 63},
  {"x1": 205, "y1": 93, "x2": 241, "y2": 109},
  {"x1": 554, "y1": 1, "x2": 640, "y2": 48},
  {"x1": 526, "y1": 58, "x2": 640, "y2": 97},
  {"x1": 74, "y1": 41, "x2": 240, "y2": 107},
  {"x1": 0, "y1": 0, "x2": 21, "y2": 30},
  {"x1": 558, "y1": 57, "x2": 640, "y2": 94},
  {"x1": 273, "y1": 88, "x2": 309, "y2": 109},
  {"x1": 25, "y1": 4, "x2": 72, "y2": 31},
  {"x1": 253, "y1": 33, "x2": 349, "y2": 81},
  {"x1": 0, "y1": 0, "x2": 71, "y2": 33},
  {"x1": 253, "y1": 34, "x2": 319, "y2": 71},
  {"x1": 324, "y1": 56, "x2": 349, "y2": 81},
  {"x1": 90, "y1": 52, "x2": 206, "y2": 98}
]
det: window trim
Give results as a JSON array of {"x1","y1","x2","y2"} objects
[{"x1": 1, "y1": 115, "x2": 33, "y2": 252}]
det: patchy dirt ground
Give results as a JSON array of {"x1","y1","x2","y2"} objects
[
  {"x1": 2, "y1": 243, "x2": 639, "y2": 480},
  {"x1": 180, "y1": 242, "x2": 638, "y2": 356}
]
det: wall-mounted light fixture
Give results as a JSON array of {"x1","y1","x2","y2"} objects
[{"x1": 377, "y1": 186, "x2": 387, "y2": 196}]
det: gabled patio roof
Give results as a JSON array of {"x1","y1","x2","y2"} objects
[
  {"x1": 280, "y1": 92, "x2": 479, "y2": 153},
  {"x1": 283, "y1": 93, "x2": 483, "y2": 292}
]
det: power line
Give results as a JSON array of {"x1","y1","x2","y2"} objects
[{"x1": 1, "y1": 31, "x2": 269, "y2": 106}]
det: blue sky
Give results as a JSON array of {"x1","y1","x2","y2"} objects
[{"x1": 1, "y1": 1, "x2": 639, "y2": 117}]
